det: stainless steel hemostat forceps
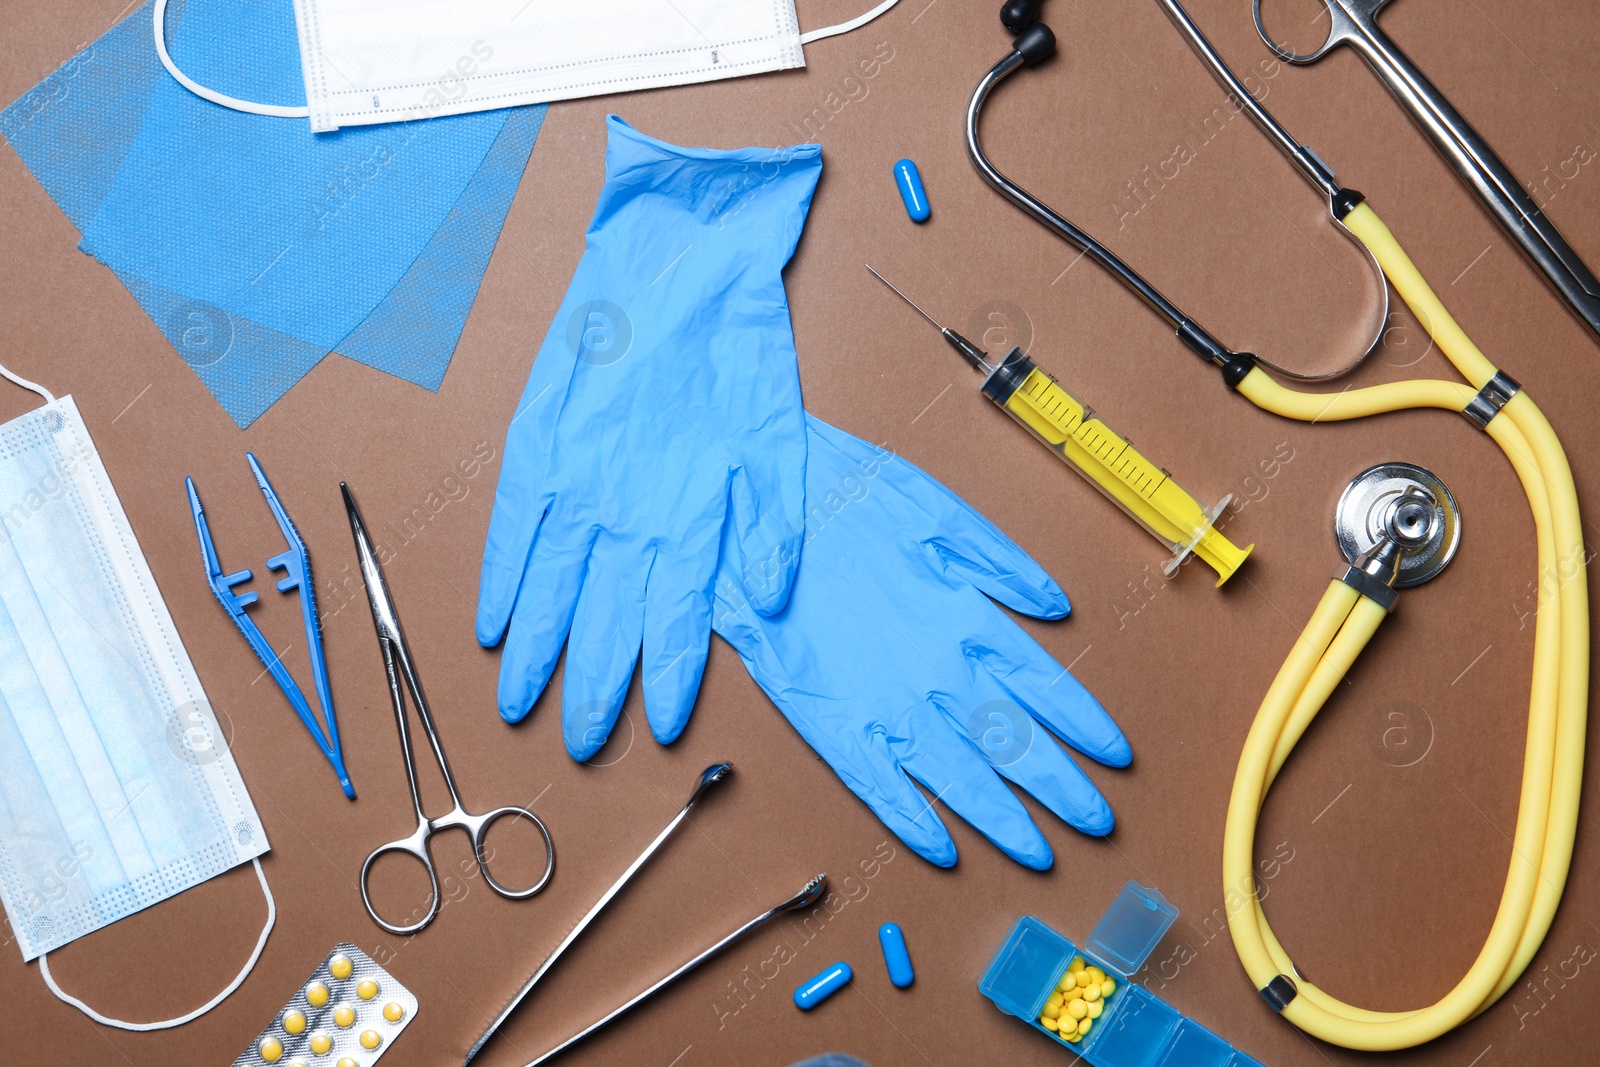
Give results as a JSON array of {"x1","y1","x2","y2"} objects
[
  {"x1": 344, "y1": 482, "x2": 554, "y2": 935},
  {"x1": 1252, "y1": 0, "x2": 1600, "y2": 341}
]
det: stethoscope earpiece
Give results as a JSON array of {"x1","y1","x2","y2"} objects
[{"x1": 999, "y1": 0, "x2": 1044, "y2": 33}]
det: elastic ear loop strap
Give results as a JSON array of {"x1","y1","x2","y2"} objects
[
  {"x1": 37, "y1": 858, "x2": 275, "y2": 1030},
  {"x1": 801, "y1": 0, "x2": 902, "y2": 44},
  {"x1": 153, "y1": 0, "x2": 310, "y2": 118}
]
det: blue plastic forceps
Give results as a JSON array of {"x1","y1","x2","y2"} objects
[{"x1": 187, "y1": 453, "x2": 355, "y2": 798}]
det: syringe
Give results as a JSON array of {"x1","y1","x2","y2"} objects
[{"x1": 869, "y1": 265, "x2": 1251, "y2": 586}]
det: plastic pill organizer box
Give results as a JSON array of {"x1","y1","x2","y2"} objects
[{"x1": 980, "y1": 882, "x2": 1268, "y2": 1067}]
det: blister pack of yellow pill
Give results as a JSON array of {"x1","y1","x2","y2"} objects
[{"x1": 232, "y1": 943, "x2": 418, "y2": 1067}]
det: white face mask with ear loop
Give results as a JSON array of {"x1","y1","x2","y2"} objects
[
  {"x1": 153, "y1": 0, "x2": 903, "y2": 132},
  {"x1": 0, "y1": 362, "x2": 274, "y2": 1031}
]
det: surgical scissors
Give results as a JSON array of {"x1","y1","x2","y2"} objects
[
  {"x1": 344, "y1": 482, "x2": 554, "y2": 935},
  {"x1": 1252, "y1": 0, "x2": 1600, "y2": 342}
]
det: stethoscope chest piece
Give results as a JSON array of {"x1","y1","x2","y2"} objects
[{"x1": 1335, "y1": 462, "x2": 1460, "y2": 587}]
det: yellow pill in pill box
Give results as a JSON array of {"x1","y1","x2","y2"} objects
[
  {"x1": 1087, "y1": 966, "x2": 1106, "y2": 984},
  {"x1": 1057, "y1": 974, "x2": 1075, "y2": 993},
  {"x1": 357, "y1": 979, "x2": 379, "y2": 1001},
  {"x1": 260, "y1": 1037, "x2": 285, "y2": 1063},
  {"x1": 329, "y1": 955, "x2": 354, "y2": 980},
  {"x1": 310, "y1": 1032, "x2": 332, "y2": 1056},
  {"x1": 1040, "y1": 1015, "x2": 1059, "y2": 1032},
  {"x1": 1087, "y1": 1000, "x2": 1103, "y2": 1019},
  {"x1": 1101, "y1": 978, "x2": 1116, "y2": 997},
  {"x1": 283, "y1": 1010, "x2": 307, "y2": 1035},
  {"x1": 1064, "y1": 984, "x2": 1084, "y2": 1002},
  {"x1": 383, "y1": 1002, "x2": 405, "y2": 1023},
  {"x1": 333, "y1": 1006, "x2": 356, "y2": 1028},
  {"x1": 1067, "y1": 999, "x2": 1088, "y2": 1020},
  {"x1": 1074, "y1": 970, "x2": 1091, "y2": 988},
  {"x1": 1064, "y1": 1030, "x2": 1082, "y2": 1044},
  {"x1": 1083, "y1": 984, "x2": 1101, "y2": 1003},
  {"x1": 360, "y1": 1030, "x2": 382, "y2": 1051},
  {"x1": 306, "y1": 983, "x2": 331, "y2": 1008},
  {"x1": 1078, "y1": 1017, "x2": 1092, "y2": 1035},
  {"x1": 1046, "y1": 991, "x2": 1063, "y2": 1009},
  {"x1": 1068, "y1": 955, "x2": 1085, "y2": 971}
]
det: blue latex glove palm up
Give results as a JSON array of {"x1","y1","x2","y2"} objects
[
  {"x1": 479, "y1": 117, "x2": 820, "y2": 759},
  {"x1": 714, "y1": 416, "x2": 1130, "y2": 870}
]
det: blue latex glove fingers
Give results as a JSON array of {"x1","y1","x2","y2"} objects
[
  {"x1": 950, "y1": 673, "x2": 1116, "y2": 837},
  {"x1": 722, "y1": 416, "x2": 807, "y2": 617},
  {"x1": 495, "y1": 526, "x2": 592, "y2": 723},
  {"x1": 639, "y1": 531, "x2": 720, "y2": 746},
  {"x1": 894, "y1": 717, "x2": 1055, "y2": 869},
  {"x1": 560, "y1": 538, "x2": 649, "y2": 760},
  {"x1": 971, "y1": 624, "x2": 1132, "y2": 769},
  {"x1": 773, "y1": 706, "x2": 962, "y2": 868},
  {"x1": 806, "y1": 419, "x2": 1069, "y2": 620},
  {"x1": 477, "y1": 359, "x2": 572, "y2": 647}
]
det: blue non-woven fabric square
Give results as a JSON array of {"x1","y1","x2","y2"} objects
[{"x1": 2, "y1": 1, "x2": 543, "y2": 427}]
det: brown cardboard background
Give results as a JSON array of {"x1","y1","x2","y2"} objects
[{"x1": 1, "y1": 0, "x2": 1598, "y2": 1064}]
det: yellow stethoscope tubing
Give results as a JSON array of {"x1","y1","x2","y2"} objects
[{"x1": 1222, "y1": 202, "x2": 1588, "y2": 1050}]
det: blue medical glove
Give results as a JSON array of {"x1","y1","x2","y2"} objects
[
  {"x1": 479, "y1": 117, "x2": 820, "y2": 759},
  {"x1": 713, "y1": 416, "x2": 1130, "y2": 870}
]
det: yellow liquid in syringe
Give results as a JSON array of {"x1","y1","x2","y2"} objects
[{"x1": 987, "y1": 355, "x2": 1251, "y2": 586}]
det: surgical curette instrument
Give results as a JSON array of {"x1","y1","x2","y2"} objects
[
  {"x1": 1252, "y1": 0, "x2": 1600, "y2": 343},
  {"x1": 344, "y1": 482, "x2": 554, "y2": 935},
  {"x1": 464, "y1": 763, "x2": 733, "y2": 1064},
  {"x1": 188, "y1": 453, "x2": 354, "y2": 798},
  {"x1": 867, "y1": 264, "x2": 1252, "y2": 585},
  {"x1": 516, "y1": 875, "x2": 829, "y2": 1067}
]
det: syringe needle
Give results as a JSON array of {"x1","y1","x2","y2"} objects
[
  {"x1": 865, "y1": 264, "x2": 993, "y2": 372},
  {"x1": 866, "y1": 264, "x2": 943, "y2": 329}
]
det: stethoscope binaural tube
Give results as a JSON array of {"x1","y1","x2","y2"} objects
[{"x1": 965, "y1": 25, "x2": 1257, "y2": 382}]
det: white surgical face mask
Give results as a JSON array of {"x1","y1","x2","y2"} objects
[
  {"x1": 155, "y1": 0, "x2": 901, "y2": 131},
  {"x1": 0, "y1": 364, "x2": 272, "y2": 1030}
]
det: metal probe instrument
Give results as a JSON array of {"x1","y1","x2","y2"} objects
[{"x1": 867, "y1": 265, "x2": 1252, "y2": 585}]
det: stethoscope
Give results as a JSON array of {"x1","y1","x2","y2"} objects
[{"x1": 970, "y1": 1, "x2": 1589, "y2": 1051}]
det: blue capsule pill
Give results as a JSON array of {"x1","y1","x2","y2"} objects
[
  {"x1": 794, "y1": 961, "x2": 852, "y2": 1009},
  {"x1": 893, "y1": 159, "x2": 930, "y2": 222},
  {"x1": 878, "y1": 922, "x2": 914, "y2": 988}
]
